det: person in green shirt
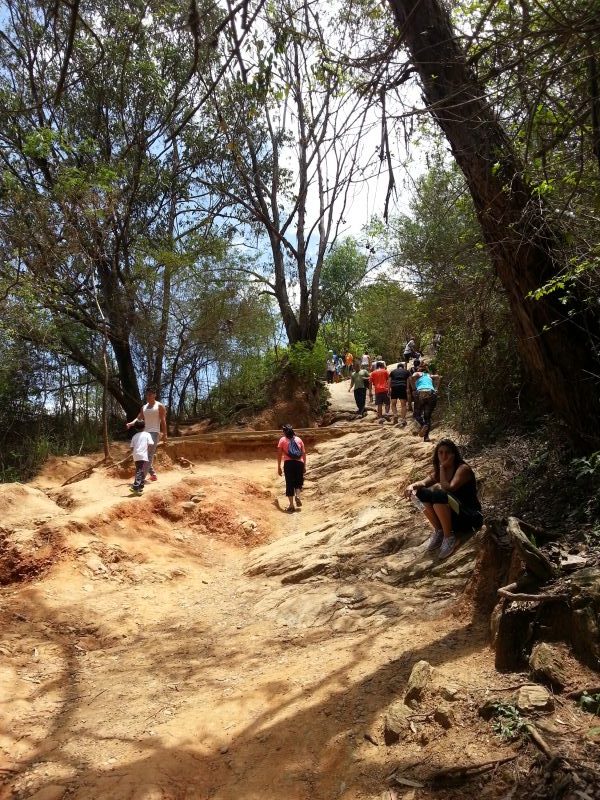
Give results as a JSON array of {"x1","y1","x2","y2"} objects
[{"x1": 348, "y1": 364, "x2": 372, "y2": 417}]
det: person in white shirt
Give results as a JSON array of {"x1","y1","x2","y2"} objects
[
  {"x1": 326, "y1": 352, "x2": 336, "y2": 384},
  {"x1": 129, "y1": 419, "x2": 155, "y2": 494},
  {"x1": 126, "y1": 386, "x2": 168, "y2": 480}
]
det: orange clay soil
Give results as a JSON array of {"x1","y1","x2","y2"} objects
[{"x1": 1, "y1": 381, "x2": 597, "y2": 800}]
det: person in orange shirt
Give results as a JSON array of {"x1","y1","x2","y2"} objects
[
  {"x1": 344, "y1": 351, "x2": 354, "y2": 378},
  {"x1": 369, "y1": 361, "x2": 390, "y2": 423}
]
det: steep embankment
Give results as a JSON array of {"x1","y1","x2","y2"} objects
[{"x1": 1, "y1": 389, "x2": 598, "y2": 800}]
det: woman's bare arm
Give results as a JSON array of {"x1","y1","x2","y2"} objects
[
  {"x1": 404, "y1": 471, "x2": 436, "y2": 497},
  {"x1": 440, "y1": 463, "x2": 472, "y2": 492}
]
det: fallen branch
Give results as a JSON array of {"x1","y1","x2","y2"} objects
[
  {"x1": 497, "y1": 582, "x2": 566, "y2": 602},
  {"x1": 61, "y1": 456, "x2": 113, "y2": 486},
  {"x1": 428, "y1": 755, "x2": 518, "y2": 782},
  {"x1": 485, "y1": 684, "x2": 532, "y2": 691},
  {"x1": 61, "y1": 442, "x2": 165, "y2": 485},
  {"x1": 524, "y1": 722, "x2": 556, "y2": 759},
  {"x1": 107, "y1": 442, "x2": 165, "y2": 471},
  {"x1": 111, "y1": 452, "x2": 134, "y2": 469},
  {"x1": 565, "y1": 686, "x2": 600, "y2": 700}
]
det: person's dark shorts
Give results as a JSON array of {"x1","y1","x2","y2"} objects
[
  {"x1": 390, "y1": 385, "x2": 407, "y2": 400},
  {"x1": 416, "y1": 488, "x2": 483, "y2": 533},
  {"x1": 283, "y1": 459, "x2": 304, "y2": 497},
  {"x1": 375, "y1": 391, "x2": 389, "y2": 406}
]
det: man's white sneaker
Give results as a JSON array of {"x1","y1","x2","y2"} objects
[{"x1": 426, "y1": 529, "x2": 444, "y2": 551}]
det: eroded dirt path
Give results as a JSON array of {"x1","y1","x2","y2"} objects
[{"x1": 2, "y1": 395, "x2": 595, "y2": 800}]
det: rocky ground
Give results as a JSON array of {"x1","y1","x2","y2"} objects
[{"x1": 1, "y1": 382, "x2": 599, "y2": 800}]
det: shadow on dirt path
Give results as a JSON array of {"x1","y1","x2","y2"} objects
[{"x1": 5, "y1": 396, "x2": 590, "y2": 800}]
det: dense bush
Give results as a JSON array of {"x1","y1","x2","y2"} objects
[
  {"x1": 383, "y1": 154, "x2": 536, "y2": 437},
  {"x1": 197, "y1": 339, "x2": 328, "y2": 423}
]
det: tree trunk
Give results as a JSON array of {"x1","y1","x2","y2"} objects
[
  {"x1": 388, "y1": 0, "x2": 600, "y2": 449},
  {"x1": 107, "y1": 331, "x2": 141, "y2": 419},
  {"x1": 152, "y1": 134, "x2": 179, "y2": 394},
  {"x1": 101, "y1": 335, "x2": 111, "y2": 460},
  {"x1": 95, "y1": 256, "x2": 141, "y2": 418}
]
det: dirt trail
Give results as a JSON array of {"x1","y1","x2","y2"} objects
[{"x1": 1, "y1": 387, "x2": 595, "y2": 800}]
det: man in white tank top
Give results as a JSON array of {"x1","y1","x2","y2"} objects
[{"x1": 126, "y1": 386, "x2": 168, "y2": 480}]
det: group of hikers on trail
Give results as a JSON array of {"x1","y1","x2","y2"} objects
[
  {"x1": 279, "y1": 335, "x2": 482, "y2": 559},
  {"x1": 345, "y1": 339, "x2": 441, "y2": 442},
  {"x1": 123, "y1": 330, "x2": 481, "y2": 560}
]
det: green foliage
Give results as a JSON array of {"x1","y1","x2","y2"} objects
[
  {"x1": 202, "y1": 352, "x2": 277, "y2": 423},
  {"x1": 382, "y1": 150, "x2": 525, "y2": 436},
  {"x1": 489, "y1": 702, "x2": 527, "y2": 741},
  {"x1": 0, "y1": 0, "x2": 227, "y2": 421},
  {"x1": 286, "y1": 340, "x2": 328, "y2": 386},
  {"x1": 22, "y1": 128, "x2": 59, "y2": 159},
  {"x1": 3, "y1": 0, "x2": 600, "y2": 453},
  {"x1": 352, "y1": 278, "x2": 423, "y2": 363},
  {"x1": 573, "y1": 452, "x2": 600, "y2": 481},
  {"x1": 0, "y1": 336, "x2": 106, "y2": 481},
  {"x1": 198, "y1": 338, "x2": 326, "y2": 424},
  {"x1": 457, "y1": 0, "x2": 600, "y2": 338},
  {"x1": 319, "y1": 238, "x2": 369, "y2": 325},
  {"x1": 579, "y1": 692, "x2": 600, "y2": 716}
]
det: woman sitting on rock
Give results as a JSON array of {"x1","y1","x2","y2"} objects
[{"x1": 404, "y1": 439, "x2": 483, "y2": 559}]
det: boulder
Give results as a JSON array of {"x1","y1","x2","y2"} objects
[
  {"x1": 433, "y1": 702, "x2": 455, "y2": 729},
  {"x1": 404, "y1": 660, "x2": 433, "y2": 705},
  {"x1": 181, "y1": 501, "x2": 196, "y2": 511},
  {"x1": 26, "y1": 787, "x2": 67, "y2": 800},
  {"x1": 430, "y1": 673, "x2": 465, "y2": 702},
  {"x1": 384, "y1": 701, "x2": 413, "y2": 745},
  {"x1": 84, "y1": 554, "x2": 107, "y2": 574},
  {"x1": 529, "y1": 642, "x2": 568, "y2": 690},
  {"x1": 515, "y1": 684, "x2": 554, "y2": 713}
]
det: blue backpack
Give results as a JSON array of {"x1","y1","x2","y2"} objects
[{"x1": 287, "y1": 437, "x2": 302, "y2": 459}]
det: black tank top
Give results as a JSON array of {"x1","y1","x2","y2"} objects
[{"x1": 447, "y1": 467, "x2": 481, "y2": 512}]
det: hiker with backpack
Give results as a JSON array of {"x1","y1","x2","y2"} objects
[
  {"x1": 277, "y1": 424, "x2": 306, "y2": 512},
  {"x1": 404, "y1": 438, "x2": 483, "y2": 560}
]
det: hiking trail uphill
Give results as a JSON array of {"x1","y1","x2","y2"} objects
[{"x1": 2, "y1": 386, "x2": 596, "y2": 800}]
